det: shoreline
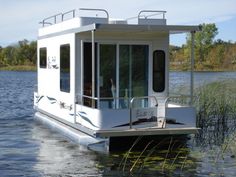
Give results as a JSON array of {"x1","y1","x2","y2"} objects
[
  {"x1": 0, "y1": 65, "x2": 36, "y2": 71},
  {"x1": 0, "y1": 65, "x2": 235, "y2": 72}
]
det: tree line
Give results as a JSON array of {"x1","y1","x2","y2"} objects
[
  {"x1": 170, "y1": 23, "x2": 236, "y2": 71},
  {"x1": 0, "y1": 39, "x2": 36, "y2": 70},
  {"x1": 0, "y1": 23, "x2": 236, "y2": 71}
]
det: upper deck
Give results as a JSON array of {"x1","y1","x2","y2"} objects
[{"x1": 38, "y1": 8, "x2": 200, "y2": 38}]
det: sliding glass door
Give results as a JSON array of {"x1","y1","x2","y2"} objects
[
  {"x1": 99, "y1": 44, "x2": 116, "y2": 108},
  {"x1": 119, "y1": 45, "x2": 149, "y2": 108},
  {"x1": 83, "y1": 42, "x2": 149, "y2": 109}
]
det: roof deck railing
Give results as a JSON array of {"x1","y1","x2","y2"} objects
[
  {"x1": 39, "y1": 8, "x2": 167, "y2": 27},
  {"x1": 40, "y1": 8, "x2": 109, "y2": 27},
  {"x1": 79, "y1": 8, "x2": 109, "y2": 19},
  {"x1": 138, "y1": 10, "x2": 166, "y2": 19},
  {"x1": 40, "y1": 13, "x2": 63, "y2": 26},
  {"x1": 62, "y1": 9, "x2": 76, "y2": 21}
]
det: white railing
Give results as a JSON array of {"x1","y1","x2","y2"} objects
[
  {"x1": 165, "y1": 94, "x2": 193, "y2": 107},
  {"x1": 40, "y1": 9, "x2": 167, "y2": 27},
  {"x1": 129, "y1": 96, "x2": 158, "y2": 129},
  {"x1": 40, "y1": 8, "x2": 109, "y2": 27},
  {"x1": 138, "y1": 10, "x2": 166, "y2": 19}
]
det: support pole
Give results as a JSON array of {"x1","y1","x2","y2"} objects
[
  {"x1": 74, "y1": 35, "x2": 77, "y2": 123},
  {"x1": 91, "y1": 30, "x2": 95, "y2": 108},
  {"x1": 190, "y1": 31, "x2": 195, "y2": 105}
]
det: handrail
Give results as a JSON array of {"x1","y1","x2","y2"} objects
[
  {"x1": 40, "y1": 9, "x2": 167, "y2": 27},
  {"x1": 40, "y1": 8, "x2": 109, "y2": 27},
  {"x1": 129, "y1": 96, "x2": 158, "y2": 129},
  {"x1": 77, "y1": 94, "x2": 129, "y2": 101},
  {"x1": 138, "y1": 10, "x2": 166, "y2": 19},
  {"x1": 41, "y1": 13, "x2": 63, "y2": 27},
  {"x1": 165, "y1": 94, "x2": 193, "y2": 107},
  {"x1": 39, "y1": 21, "x2": 52, "y2": 26},
  {"x1": 41, "y1": 10, "x2": 76, "y2": 27},
  {"x1": 62, "y1": 9, "x2": 76, "y2": 21},
  {"x1": 79, "y1": 8, "x2": 109, "y2": 19}
]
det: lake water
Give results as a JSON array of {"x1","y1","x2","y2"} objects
[{"x1": 1, "y1": 71, "x2": 236, "y2": 176}]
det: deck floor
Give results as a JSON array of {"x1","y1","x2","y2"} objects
[{"x1": 96, "y1": 127, "x2": 200, "y2": 138}]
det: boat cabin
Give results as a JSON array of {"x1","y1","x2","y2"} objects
[{"x1": 34, "y1": 9, "x2": 200, "y2": 151}]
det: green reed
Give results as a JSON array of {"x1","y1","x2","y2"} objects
[
  {"x1": 118, "y1": 79, "x2": 236, "y2": 175},
  {"x1": 118, "y1": 137, "x2": 195, "y2": 176},
  {"x1": 194, "y1": 80, "x2": 236, "y2": 147},
  {"x1": 195, "y1": 80, "x2": 236, "y2": 127}
]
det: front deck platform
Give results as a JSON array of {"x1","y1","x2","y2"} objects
[{"x1": 96, "y1": 127, "x2": 199, "y2": 138}]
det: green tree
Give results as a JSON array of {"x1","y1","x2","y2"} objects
[
  {"x1": 187, "y1": 23, "x2": 218, "y2": 64},
  {"x1": 0, "y1": 39, "x2": 37, "y2": 68}
]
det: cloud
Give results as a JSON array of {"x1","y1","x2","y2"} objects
[
  {"x1": 164, "y1": 0, "x2": 236, "y2": 24},
  {"x1": 0, "y1": 0, "x2": 236, "y2": 46}
]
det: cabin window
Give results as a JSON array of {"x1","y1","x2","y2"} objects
[
  {"x1": 39, "y1": 47, "x2": 47, "y2": 68},
  {"x1": 153, "y1": 50, "x2": 165, "y2": 92},
  {"x1": 99, "y1": 44, "x2": 116, "y2": 108},
  {"x1": 60, "y1": 44, "x2": 70, "y2": 93}
]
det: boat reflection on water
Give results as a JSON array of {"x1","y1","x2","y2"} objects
[
  {"x1": 31, "y1": 122, "x2": 101, "y2": 176},
  {"x1": 31, "y1": 120, "x2": 199, "y2": 176}
]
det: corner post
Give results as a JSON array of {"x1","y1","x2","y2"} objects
[
  {"x1": 74, "y1": 34, "x2": 77, "y2": 124},
  {"x1": 91, "y1": 30, "x2": 95, "y2": 108},
  {"x1": 190, "y1": 31, "x2": 195, "y2": 105}
]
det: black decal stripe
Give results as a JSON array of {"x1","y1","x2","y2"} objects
[
  {"x1": 36, "y1": 96, "x2": 44, "y2": 103},
  {"x1": 78, "y1": 112, "x2": 99, "y2": 128}
]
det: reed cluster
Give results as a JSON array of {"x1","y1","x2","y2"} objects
[
  {"x1": 118, "y1": 136, "x2": 195, "y2": 176},
  {"x1": 194, "y1": 80, "x2": 236, "y2": 146}
]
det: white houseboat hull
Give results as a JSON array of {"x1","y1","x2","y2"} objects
[{"x1": 34, "y1": 8, "x2": 200, "y2": 151}]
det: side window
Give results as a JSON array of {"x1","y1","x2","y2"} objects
[
  {"x1": 153, "y1": 50, "x2": 165, "y2": 92},
  {"x1": 39, "y1": 47, "x2": 47, "y2": 68},
  {"x1": 60, "y1": 44, "x2": 70, "y2": 93}
]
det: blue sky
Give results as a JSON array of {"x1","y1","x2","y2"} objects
[{"x1": 0, "y1": 0, "x2": 236, "y2": 46}]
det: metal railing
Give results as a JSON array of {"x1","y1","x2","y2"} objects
[
  {"x1": 165, "y1": 94, "x2": 193, "y2": 107},
  {"x1": 79, "y1": 8, "x2": 109, "y2": 19},
  {"x1": 76, "y1": 94, "x2": 130, "y2": 109},
  {"x1": 138, "y1": 10, "x2": 166, "y2": 19},
  {"x1": 62, "y1": 9, "x2": 76, "y2": 21},
  {"x1": 129, "y1": 96, "x2": 158, "y2": 129},
  {"x1": 40, "y1": 8, "x2": 109, "y2": 27},
  {"x1": 40, "y1": 13, "x2": 63, "y2": 27},
  {"x1": 40, "y1": 9, "x2": 167, "y2": 27},
  {"x1": 76, "y1": 94, "x2": 158, "y2": 129}
]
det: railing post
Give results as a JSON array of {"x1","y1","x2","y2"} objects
[
  {"x1": 129, "y1": 98, "x2": 134, "y2": 129},
  {"x1": 91, "y1": 30, "x2": 95, "y2": 108},
  {"x1": 129, "y1": 96, "x2": 158, "y2": 129},
  {"x1": 190, "y1": 31, "x2": 195, "y2": 106}
]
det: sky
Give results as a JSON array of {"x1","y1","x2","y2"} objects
[{"x1": 0, "y1": 0, "x2": 236, "y2": 47}]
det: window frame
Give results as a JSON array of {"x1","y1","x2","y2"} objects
[
  {"x1": 60, "y1": 44, "x2": 70, "y2": 93},
  {"x1": 153, "y1": 50, "x2": 165, "y2": 92},
  {"x1": 39, "y1": 47, "x2": 47, "y2": 68}
]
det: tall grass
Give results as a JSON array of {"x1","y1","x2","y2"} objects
[
  {"x1": 118, "y1": 137, "x2": 195, "y2": 176},
  {"x1": 194, "y1": 79, "x2": 236, "y2": 146},
  {"x1": 118, "y1": 79, "x2": 236, "y2": 175}
]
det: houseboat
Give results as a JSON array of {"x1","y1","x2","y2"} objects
[{"x1": 34, "y1": 8, "x2": 200, "y2": 151}]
